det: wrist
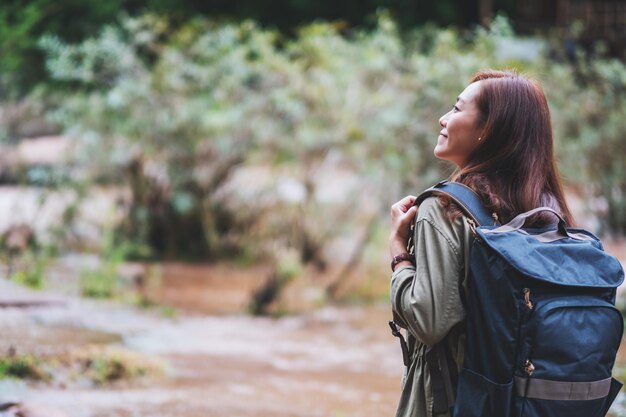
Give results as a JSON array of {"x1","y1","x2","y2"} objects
[
  {"x1": 390, "y1": 252, "x2": 415, "y2": 272},
  {"x1": 392, "y1": 260, "x2": 414, "y2": 272},
  {"x1": 389, "y1": 239, "x2": 408, "y2": 257}
]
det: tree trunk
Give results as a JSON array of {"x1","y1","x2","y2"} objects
[
  {"x1": 326, "y1": 214, "x2": 378, "y2": 299},
  {"x1": 479, "y1": 0, "x2": 493, "y2": 25}
]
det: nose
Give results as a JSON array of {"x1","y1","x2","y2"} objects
[{"x1": 439, "y1": 113, "x2": 447, "y2": 127}]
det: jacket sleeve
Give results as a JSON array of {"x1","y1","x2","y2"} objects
[{"x1": 390, "y1": 208, "x2": 465, "y2": 347}]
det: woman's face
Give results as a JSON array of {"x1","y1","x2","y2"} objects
[{"x1": 434, "y1": 81, "x2": 484, "y2": 168}]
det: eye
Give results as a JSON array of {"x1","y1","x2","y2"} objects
[{"x1": 452, "y1": 105, "x2": 460, "y2": 112}]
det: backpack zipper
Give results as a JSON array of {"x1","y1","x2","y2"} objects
[
  {"x1": 524, "y1": 359, "x2": 535, "y2": 376},
  {"x1": 522, "y1": 288, "x2": 533, "y2": 310}
]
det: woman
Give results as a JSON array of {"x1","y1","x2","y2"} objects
[{"x1": 388, "y1": 69, "x2": 574, "y2": 417}]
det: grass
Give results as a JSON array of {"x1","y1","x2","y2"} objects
[
  {"x1": 10, "y1": 250, "x2": 47, "y2": 289},
  {"x1": 0, "y1": 355, "x2": 48, "y2": 381},
  {"x1": 79, "y1": 266, "x2": 117, "y2": 298},
  {"x1": 0, "y1": 346, "x2": 164, "y2": 386}
]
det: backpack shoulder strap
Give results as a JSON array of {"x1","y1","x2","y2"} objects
[
  {"x1": 416, "y1": 182, "x2": 496, "y2": 413},
  {"x1": 416, "y1": 180, "x2": 499, "y2": 227}
]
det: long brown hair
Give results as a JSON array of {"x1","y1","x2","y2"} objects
[{"x1": 444, "y1": 69, "x2": 574, "y2": 226}]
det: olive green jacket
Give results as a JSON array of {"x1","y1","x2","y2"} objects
[{"x1": 390, "y1": 197, "x2": 473, "y2": 417}]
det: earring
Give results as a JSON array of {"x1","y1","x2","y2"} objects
[{"x1": 478, "y1": 137, "x2": 482, "y2": 141}]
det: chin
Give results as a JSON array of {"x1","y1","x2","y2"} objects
[{"x1": 434, "y1": 151, "x2": 460, "y2": 167}]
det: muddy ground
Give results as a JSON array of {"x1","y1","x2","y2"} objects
[
  {"x1": 0, "y1": 241, "x2": 624, "y2": 417},
  {"x1": 0, "y1": 266, "x2": 403, "y2": 417}
]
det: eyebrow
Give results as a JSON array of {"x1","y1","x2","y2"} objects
[{"x1": 456, "y1": 97, "x2": 465, "y2": 103}]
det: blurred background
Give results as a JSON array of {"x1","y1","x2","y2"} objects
[{"x1": 0, "y1": 1, "x2": 625, "y2": 416}]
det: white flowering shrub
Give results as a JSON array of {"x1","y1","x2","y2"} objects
[{"x1": 40, "y1": 13, "x2": 626, "y2": 264}]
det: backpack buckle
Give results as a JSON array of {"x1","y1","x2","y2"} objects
[
  {"x1": 388, "y1": 321, "x2": 410, "y2": 367},
  {"x1": 466, "y1": 218, "x2": 481, "y2": 241}
]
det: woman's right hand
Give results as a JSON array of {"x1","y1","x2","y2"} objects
[{"x1": 389, "y1": 195, "x2": 418, "y2": 258}]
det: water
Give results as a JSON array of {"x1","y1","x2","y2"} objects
[
  {"x1": 0, "y1": 275, "x2": 402, "y2": 417},
  {"x1": 1, "y1": 245, "x2": 625, "y2": 417}
]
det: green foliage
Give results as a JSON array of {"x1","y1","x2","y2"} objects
[
  {"x1": 0, "y1": 355, "x2": 46, "y2": 380},
  {"x1": 2, "y1": 0, "x2": 519, "y2": 97},
  {"x1": 158, "y1": 305, "x2": 178, "y2": 318},
  {"x1": 0, "y1": 2, "x2": 41, "y2": 76},
  {"x1": 0, "y1": 0, "x2": 131, "y2": 97},
  {"x1": 11, "y1": 255, "x2": 45, "y2": 289},
  {"x1": 88, "y1": 350, "x2": 158, "y2": 384},
  {"x1": 544, "y1": 58, "x2": 626, "y2": 234},
  {"x1": 41, "y1": 14, "x2": 496, "y2": 261},
  {"x1": 8, "y1": 247, "x2": 54, "y2": 290},
  {"x1": 0, "y1": 347, "x2": 163, "y2": 386},
  {"x1": 40, "y1": 13, "x2": 626, "y2": 274},
  {"x1": 79, "y1": 267, "x2": 116, "y2": 299},
  {"x1": 79, "y1": 230, "x2": 138, "y2": 298},
  {"x1": 0, "y1": 0, "x2": 47, "y2": 98},
  {"x1": 41, "y1": 16, "x2": 274, "y2": 259},
  {"x1": 75, "y1": 346, "x2": 165, "y2": 385}
]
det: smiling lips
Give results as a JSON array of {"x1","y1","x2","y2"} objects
[{"x1": 439, "y1": 131, "x2": 448, "y2": 138}]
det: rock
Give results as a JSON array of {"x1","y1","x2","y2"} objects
[
  {"x1": 15, "y1": 137, "x2": 69, "y2": 167},
  {"x1": 3, "y1": 224, "x2": 34, "y2": 255},
  {"x1": 0, "y1": 402, "x2": 70, "y2": 417},
  {"x1": 0, "y1": 298, "x2": 66, "y2": 308}
]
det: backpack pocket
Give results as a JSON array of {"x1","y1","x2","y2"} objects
[
  {"x1": 515, "y1": 296, "x2": 623, "y2": 417},
  {"x1": 453, "y1": 368, "x2": 513, "y2": 417}
]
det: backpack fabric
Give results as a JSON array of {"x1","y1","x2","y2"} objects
[{"x1": 414, "y1": 181, "x2": 624, "y2": 417}]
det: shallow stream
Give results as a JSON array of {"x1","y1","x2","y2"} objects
[{"x1": 1, "y1": 240, "x2": 625, "y2": 417}]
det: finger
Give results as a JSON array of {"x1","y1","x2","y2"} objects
[
  {"x1": 391, "y1": 204, "x2": 418, "y2": 230},
  {"x1": 399, "y1": 195, "x2": 417, "y2": 207},
  {"x1": 406, "y1": 204, "x2": 418, "y2": 217},
  {"x1": 392, "y1": 195, "x2": 417, "y2": 213},
  {"x1": 399, "y1": 205, "x2": 418, "y2": 224}
]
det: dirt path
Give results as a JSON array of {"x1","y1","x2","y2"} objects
[
  {"x1": 1, "y1": 246, "x2": 626, "y2": 417},
  {"x1": 0, "y1": 278, "x2": 404, "y2": 417}
]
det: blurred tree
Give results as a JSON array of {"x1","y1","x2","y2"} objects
[
  {"x1": 0, "y1": 0, "x2": 129, "y2": 97},
  {"x1": 37, "y1": 12, "x2": 626, "y2": 303},
  {"x1": 39, "y1": 14, "x2": 506, "y2": 262},
  {"x1": 40, "y1": 16, "x2": 268, "y2": 259},
  {"x1": 0, "y1": 0, "x2": 48, "y2": 98},
  {"x1": 2, "y1": 0, "x2": 524, "y2": 96}
]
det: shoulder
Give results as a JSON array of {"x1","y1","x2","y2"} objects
[
  {"x1": 415, "y1": 196, "x2": 472, "y2": 250},
  {"x1": 416, "y1": 196, "x2": 444, "y2": 221}
]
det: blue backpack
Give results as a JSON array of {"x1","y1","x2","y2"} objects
[{"x1": 407, "y1": 181, "x2": 624, "y2": 417}]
